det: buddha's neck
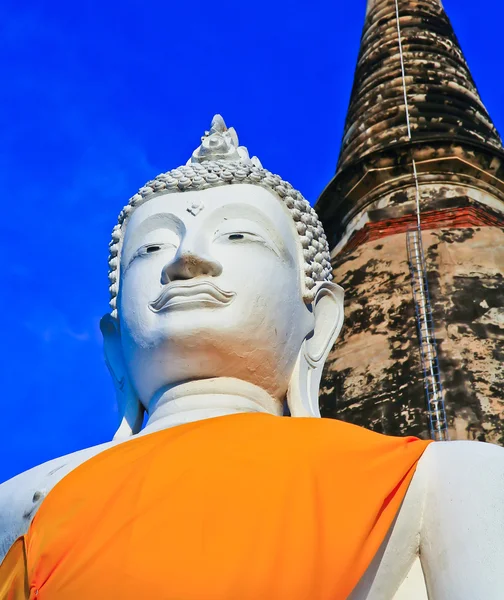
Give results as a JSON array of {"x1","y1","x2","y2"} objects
[{"x1": 141, "y1": 378, "x2": 283, "y2": 434}]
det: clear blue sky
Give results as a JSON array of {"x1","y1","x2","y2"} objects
[{"x1": 1, "y1": 0, "x2": 503, "y2": 483}]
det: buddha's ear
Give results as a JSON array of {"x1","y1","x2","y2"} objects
[
  {"x1": 100, "y1": 314, "x2": 144, "y2": 440},
  {"x1": 287, "y1": 282, "x2": 344, "y2": 417}
]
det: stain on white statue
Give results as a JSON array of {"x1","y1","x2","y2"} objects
[{"x1": 0, "y1": 116, "x2": 503, "y2": 600}]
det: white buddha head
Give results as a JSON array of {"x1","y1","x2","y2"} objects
[{"x1": 100, "y1": 116, "x2": 344, "y2": 438}]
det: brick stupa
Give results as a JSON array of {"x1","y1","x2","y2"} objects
[{"x1": 316, "y1": 0, "x2": 504, "y2": 443}]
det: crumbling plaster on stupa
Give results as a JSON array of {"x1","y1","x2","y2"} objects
[{"x1": 321, "y1": 226, "x2": 504, "y2": 444}]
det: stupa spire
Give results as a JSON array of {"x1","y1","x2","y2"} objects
[{"x1": 339, "y1": 0, "x2": 502, "y2": 172}]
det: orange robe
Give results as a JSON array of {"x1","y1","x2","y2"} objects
[{"x1": 0, "y1": 414, "x2": 430, "y2": 599}]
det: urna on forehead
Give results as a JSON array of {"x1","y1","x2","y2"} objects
[{"x1": 107, "y1": 115, "x2": 332, "y2": 315}]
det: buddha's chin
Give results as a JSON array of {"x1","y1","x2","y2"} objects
[{"x1": 125, "y1": 325, "x2": 289, "y2": 404}]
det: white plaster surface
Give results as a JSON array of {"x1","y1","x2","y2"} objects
[{"x1": 392, "y1": 559, "x2": 427, "y2": 600}]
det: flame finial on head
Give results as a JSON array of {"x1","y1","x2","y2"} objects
[{"x1": 188, "y1": 114, "x2": 262, "y2": 167}]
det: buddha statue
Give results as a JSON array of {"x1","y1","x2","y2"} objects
[{"x1": 1, "y1": 116, "x2": 504, "y2": 600}]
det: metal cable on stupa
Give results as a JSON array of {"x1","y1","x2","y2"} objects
[{"x1": 394, "y1": 0, "x2": 449, "y2": 440}]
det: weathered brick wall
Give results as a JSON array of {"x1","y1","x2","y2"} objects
[{"x1": 321, "y1": 225, "x2": 504, "y2": 443}]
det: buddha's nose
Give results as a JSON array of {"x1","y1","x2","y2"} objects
[{"x1": 161, "y1": 250, "x2": 223, "y2": 283}]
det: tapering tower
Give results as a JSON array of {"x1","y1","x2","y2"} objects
[{"x1": 316, "y1": 0, "x2": 504, "y2": 442}]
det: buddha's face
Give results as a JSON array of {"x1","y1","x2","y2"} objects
[{"x1": 118, "y1": 184, "x2": 315, "y2": 408}]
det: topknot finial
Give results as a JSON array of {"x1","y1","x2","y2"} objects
[{"x1": 188, "y1": 114, "x2": 262, "y2": 168}]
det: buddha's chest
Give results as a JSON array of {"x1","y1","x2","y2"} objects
[
  {"x1": 3, "y1": 418, "x2": 429, "y2": 599},
  {"x1": 24, "y1": 462, "x2": 366, "y2": 599}
]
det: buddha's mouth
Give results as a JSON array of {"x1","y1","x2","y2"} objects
[{"x1": 149, "y1": 281, "x2": 236, "y2": 313}]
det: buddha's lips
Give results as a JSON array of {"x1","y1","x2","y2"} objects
[{"x1": 149, "y1": 281, "x2": 236, "y2": 312}]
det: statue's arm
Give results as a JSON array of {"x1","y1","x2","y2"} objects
[
  {"x1": 419, "y1": 441, "x2": 504, "y2": 600},
  {"x1": 349, "y1": 455, "x2": 427, "y2": 599},
  {"x1": 0, "y1": 472, "x2": 37, "y2": 562},
  {"x1": 0, "y1": 441, "x2": 115, "y2": 563}
]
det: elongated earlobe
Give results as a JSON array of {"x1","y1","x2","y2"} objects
[
  {"x1": 100, "y1": 314, "x2": 144, "y2": 439},
  {"x1": 287, "y1": 282, "x2": 344, "y2": 417}
]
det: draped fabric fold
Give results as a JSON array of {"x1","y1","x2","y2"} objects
[
  {"x1": 1, "y1": 414, "x2": 431, "y2": 599},
  {"x1": 0, "y1": 537, "x2": 29, "y2": 600}
]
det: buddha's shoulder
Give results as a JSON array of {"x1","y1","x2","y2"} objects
[
  {"x1": 417, "y1": 438, "x2": 504, "y2": 476},
  {"x1": 276, "y1": 416, "x2": 419, "y2": 446},
  {"x1": 0, "y1": 440, "x2": 116, "y2": 562}
]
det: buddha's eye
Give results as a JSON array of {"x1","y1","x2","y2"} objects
[
  {"x1": 128, "y1": 243, "x2": 173, "y2": 266},
  {"x1": 217, "y1": 232, "x2": 261, "y2": 243},
  {"x1": 214, "y1": 229, "x2": 269, "y2": 247},
  {"x1": 213, "y1": 228, "x2": 281, "y2": 258},
  {"x1": 125, "y1": 240, "x2": 178, "y2": 271},
  {"x1": 138, "y1": 243, "x2": 169, "y2": 256}
]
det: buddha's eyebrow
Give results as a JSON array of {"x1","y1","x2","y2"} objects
[{"x1": 121, "y1": 213, "x2": 184, "y2": 263}]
